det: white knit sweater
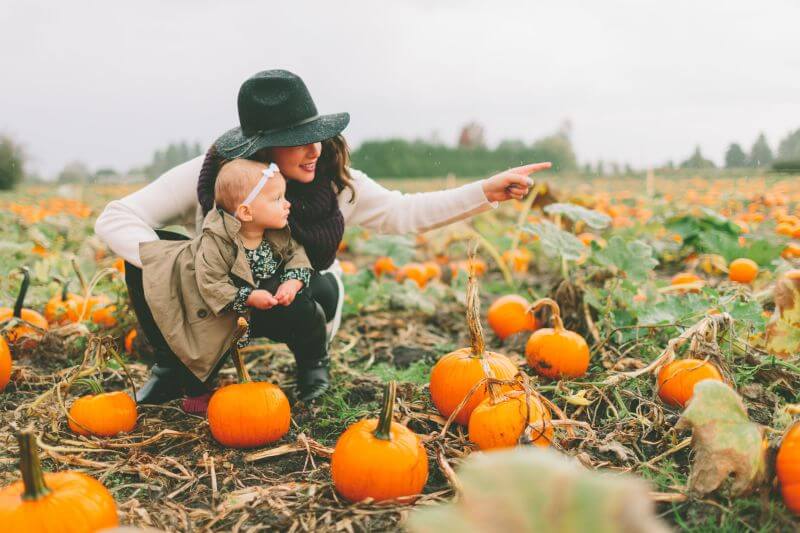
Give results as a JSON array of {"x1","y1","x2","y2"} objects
[{"x1": 94, "y1": 155, "x2": 497, "y2": 268}]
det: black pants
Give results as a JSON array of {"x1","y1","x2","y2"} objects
[{"x1": 125, "y1": 230, "x2": 338, "y2": 394}]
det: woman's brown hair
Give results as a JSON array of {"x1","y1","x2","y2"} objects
[{"x1": 197, "y1": 134, "x2": 355, "y2": 216}]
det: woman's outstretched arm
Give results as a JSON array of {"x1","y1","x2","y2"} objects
[
  {"x1": 343, "y1": 163, "x2": 551, "y2": 234},
  {"x1": 94, "y1": 156, "x2": 205, "y2": 268}
]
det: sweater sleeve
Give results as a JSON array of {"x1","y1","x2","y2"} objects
[
  {"x1": 94, "y1": 155, "x2": 205, "y2": 268},
  {"x1": 341, "y1": 168, "x2": 498, "y2": 235}
]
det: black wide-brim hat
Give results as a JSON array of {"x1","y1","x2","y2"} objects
[{"x1": 214, "y1": 69, "x2": 350, "y2": 159}]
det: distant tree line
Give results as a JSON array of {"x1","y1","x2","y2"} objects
[
  {"x1": 721, "y1": 130, "x2": 800, "y2": 171},
  {"x1": 0, "y1": 136, "x2": 25, "y2": 190},
  {"x1": 350, "y1": 122, "x2": 576, "y2": 178}
]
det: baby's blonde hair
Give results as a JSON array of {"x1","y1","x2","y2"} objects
[{"x1": 214, "y1": 159, "x2": 275, "y2": 214}]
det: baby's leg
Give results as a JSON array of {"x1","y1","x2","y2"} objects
[{"x1": 250, "y1": 290, "x2": 329, "y2": 401}]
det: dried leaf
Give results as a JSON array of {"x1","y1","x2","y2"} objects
[
  {"x1": 406, "y1": 448, "x2": 669, "y2": 533},
  {"x1": 676, "y1": 380, "x2": 766, "y2": 496},
  {"x1": 565, "y1": 390, "x2": 593, "y2": 406},
  {"x1": 764, "y1": 271, "x2": 800, "y2": 358}
]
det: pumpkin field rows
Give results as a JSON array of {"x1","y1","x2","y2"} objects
[{"x1": 2, "y1": 173, "x2": 800, "y2": 531}]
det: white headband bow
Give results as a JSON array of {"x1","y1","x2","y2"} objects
[{"x1": 241, "y1": 163, "x2": 280, "y2": 206}]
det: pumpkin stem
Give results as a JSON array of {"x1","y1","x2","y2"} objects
[
  {"x1": 13, "y1": 267, "x2": 31, "y2": 319},
  {"x1": 374, "y1": 380, "x2": 397, "y2": 441},
  {"x1": 527, "y1": 298, "x2": 565, "y2": 332},
  {"x1": 231, "y1": 318, "x2": 251, "y2": 384},
  {"x1": 466, "y1": 244, "x2": 486, "y2": 358},
  {"x1": 71, "y1": 258, "x2": 88, "y2": 294},
  {"x1": 73, "y1": 377, "x2": 104, "y2": 395},
  {"x1": 51, "y1": 276, "x2": 69, "y2": 302},
  {"x1": 16, "y1": 430, "x2": 51, "y2": 501}
]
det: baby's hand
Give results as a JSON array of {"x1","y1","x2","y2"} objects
[
  {"x1": 275, "y1": 279, "x2": 303, "y2": 306},
  {"x1": 247, "y1": 289, "x2": 278, "y2": 310}
]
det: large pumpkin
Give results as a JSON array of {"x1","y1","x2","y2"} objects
[
  {"x1": 468, "y1": 387, "x2": 553, "y2": 451},
  {"x1": 656, "y1": 358, "x2": 723, "y2": 408},
  {"x1": 0, "y1": 337, "x2": 11, "y2": 391},
  {"x1": 525, "y1": 298, "x2": 590, "y2": 379},
  {"x1": 68, "y1": 389, "x2": 137, "y2": 437},
  {"x1": 0, "y1": 267, "x2": 49, "y2": 349},
  {"x1": 0, "y1": 431, "x2": 119, "y2": 532},
  {"x1": 331, "y1": 381, "x2": 428, "y2": 503},
  {"x1": 777, "y1": 422, "x2": 800, "y2": 515},
  {"x1": 430, "y1": 260, "x2": 517, "y2": 426},
  {"x1": 208, "y1": 319, "x2": 291, "y2": 448}
]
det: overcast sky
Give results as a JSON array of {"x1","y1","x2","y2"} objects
[{"x1": 2, "y1": 0, "x2": 799, "y2": 177}]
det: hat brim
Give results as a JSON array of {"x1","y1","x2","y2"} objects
[{"x1": 214, "y1": 112, "x2": 350, "y2": 159}]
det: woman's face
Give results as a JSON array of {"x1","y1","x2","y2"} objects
[{"x1": 260, "y1": 143, "x2": 322, "y2": 183}]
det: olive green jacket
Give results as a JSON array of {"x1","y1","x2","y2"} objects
[{"x1": 140, "y1": 208, "x2": 311, "y2": 381}]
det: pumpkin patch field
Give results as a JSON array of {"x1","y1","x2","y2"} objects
[{"x1": 2, "y1": 174, "x2": 800, "y2": 531}]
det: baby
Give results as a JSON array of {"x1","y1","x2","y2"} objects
[{"x1": 140, "y1": 159, "x2": 311, "y2": 412}]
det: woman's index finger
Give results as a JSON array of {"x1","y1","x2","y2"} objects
[{"x1": 509, "y1": 162, "x2": 553, "y2": 175}]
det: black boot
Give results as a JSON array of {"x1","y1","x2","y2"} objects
[
  {"x1": 297, "y1": 357, "x2": 331, "y2": 403},
  {"x1": 292, "y1": 302, "x2": 332, "y2": 403},
  {"x1": 135, "y1": 363, "x2": 184, "y2": 404}
]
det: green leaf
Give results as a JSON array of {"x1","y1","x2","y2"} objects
[
  {"x1": 544, "y1": 203, "x2": 611, "y2": 229},
  {"x1": 407, "y1": 447, "x2": 669, "y2": 533},
  {"x1": 676, "y1": 380, "x2": 766, "y2": 496},
  {"x1": 523, "y1": 221, "x2": 585, "y2": 261},
  {"x1": 351, "y1": 235, "x2": 415, "y2": 264},
  {"x1": 590, "y1": 236, "x2": 658, "y2": 282}
]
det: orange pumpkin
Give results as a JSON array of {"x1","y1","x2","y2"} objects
[
  {"x1": 525, "y1": 298, "x2": 590, "y2": 379},
  {"x1": 430, "y1": 262, "x2": 517, "y2": 426},
  {"x1": 124, "y1": 329, "x2": 137, "y2": 354},
  {"x1": 339, "y1": 260, "x2": 357, "y2": 275},
  {"x1": 0, "y1": 337, "x2": 11, "y2": 392},
  {"x1": 331, "y1": 381, "x2": 428, "y2": 503},
  {"x1": 90, "y1": 304, "x2": 117, "y2": 328},
  {"x1": 670, "y1": 272, "x2": 704, "y2": 293},
  {"x1": 43, "y1": 279, "x2": 84, "y2": 325},
  {"x1": 501, "y1": 248, "x2": 532, "y2": 273},
  {"x1": 468, "y1": 386, "x2": 553, "y2": 450},
  {"x1": 0, "y1": 431, "x2": 119, "y2": 531},
  {"x1": 776, "y1": 422, "x2": 800, "y2": 515},
  {"x1": 0, "y1": 268, "x2": 48, "y2": 350},
  {"x1": 728, "y1": 258, "x2": 758, "y2": 284},
  {"x1": 68, "y1": 387, "x2": 137, "y2": 437},
  {"x1": 423, "y1": 261, "x2": 442, "y2": 282},
  {"x1": 208, "y1": 319, "x2": 291, "y2": 448},
  {"x1": 656, "y1": 358, "x2": 723, "y2": 408},
  {"x1": 396, "y1": 262, "x2": 429, "y2": 288},
  {"x1": 487, "y1": 294, "x2": 537, "y2": 341},
  {"x1": 373, "y1": 256, "x2": 398, "y2": 277},
  {"x1": 577, "y1": 232, "x2": 607, "y2": 248}
]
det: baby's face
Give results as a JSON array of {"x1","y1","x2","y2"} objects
[{"x1": 247, "y1": 173, "x2": 290, "y2": 230}]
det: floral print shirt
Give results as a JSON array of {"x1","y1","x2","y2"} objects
[{"x1": 230, "y1": 238, "x2": 312, "y2": 346}]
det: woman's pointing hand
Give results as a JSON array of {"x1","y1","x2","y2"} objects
[{"x1": 481, "y1": 162, "x2": 552, "y2": 202}]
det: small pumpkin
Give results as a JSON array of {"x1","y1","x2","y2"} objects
[
  {"x1": 656, "y1": 358, "x2": 723, "y2": 408},
  {"x1": 208, "y1": 318, "x2": 291, "y2": 448},
  {"x1": 487, "y1": 294, "x2": 537, "y2": 341},
  {"x1": 90, "y1": 304, "x2": 118, "y2": 328},
  {"x1": 396, "y1": 262, "x2": 429, "y2": 288},
  {"x1": 422, "y1": 261, "x2": 442, "y2": 282},
  {"x1": 0, "y1": 267, "x2": 49, "y2": 349},
  {"x1": 373, "y1": 256, "x2": 398, "y2": 277},
  {"x1": 468, "y1": 384, "x2": 553, "y2": 451},
  {"x1": 728, "y1": 258, "x2": 758, "y2": 284},
  {"x1": 525, "y1": 298, "x2": 590, "y2": 379},
  {"x1": 124, "y1": 328, "x2": 137, "y2": 355},
  {"x1": 0, "y1": 431, "x2": 119, "y2": 531},
  {"x1": 430, "y1": 260, "x2": 517, "y2": 426},
  {"x1": 339, "y1": 260, "x2": 357, "y2": 275},
  {"x1": 501, "y1": 248, "x2": 532, "y2": 273},
  {"x1": 43, "y1": 278, "x2": 84, "y2": 325},
  {"x1": 68, "y1": 380, "x2": 137, "y2": 437},
  {"x1": 331, "y1": 381, "x2": 428, "y2": 503},
  {"x1": 0, "y1": 337, "x2": 11, "y2": 392},
  {"x1": 670, "y1": 272, "x2": 704, "y2": 292},
  {"x1": 776, "y1": 422, "x2": 800, "y2": 515}
]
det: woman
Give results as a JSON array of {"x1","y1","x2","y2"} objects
[{"x1": 95, "y1": 69, "x2": 551, "y2": 409}]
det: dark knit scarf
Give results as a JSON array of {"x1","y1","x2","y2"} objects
[{"x1": 197, "y1": 146, "x2": 344, "y2": 270}]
